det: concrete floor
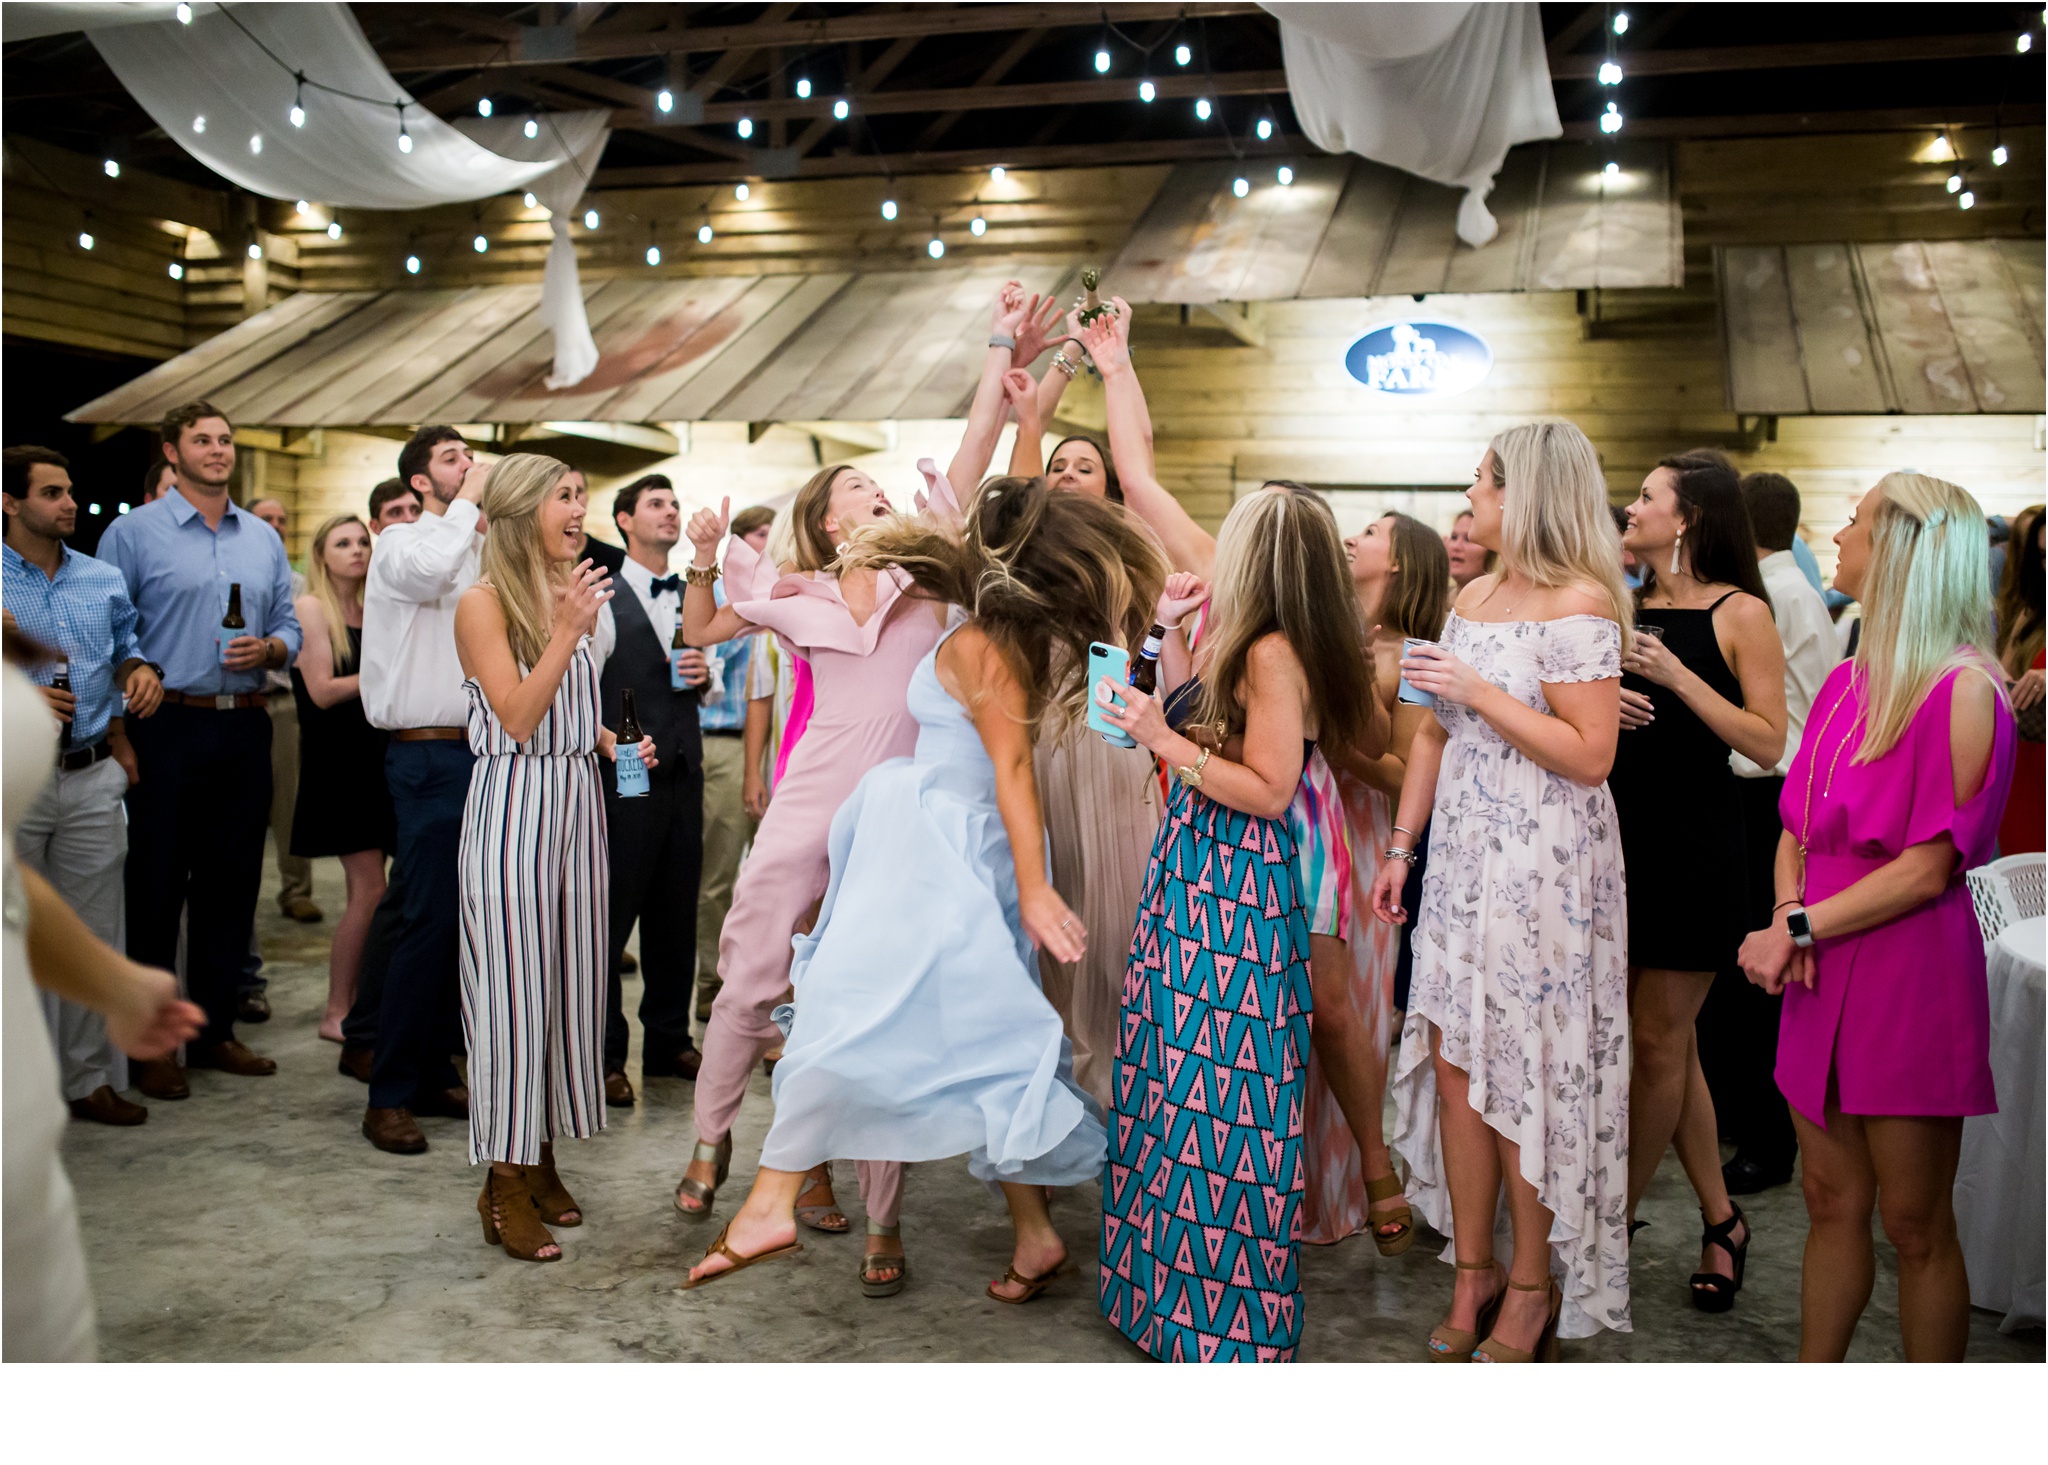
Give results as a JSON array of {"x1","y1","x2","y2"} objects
[{"x1": 62, "y1": 850, "x2": 2046, "y2": 1363}]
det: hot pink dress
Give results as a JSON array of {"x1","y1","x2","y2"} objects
[{"x1": 1776, "y1": 662, "x2": 2017, "y2": 1126}]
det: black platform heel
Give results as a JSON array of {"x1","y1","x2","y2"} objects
[{"x1": 1689, "y1": 1203, "x2": 1749, "y2": 1313}]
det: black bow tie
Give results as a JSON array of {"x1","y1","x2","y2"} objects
[{"x1": 647, "y1": 574, "x2": 682, "y2": 597}]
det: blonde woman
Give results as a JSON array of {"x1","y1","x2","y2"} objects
[
  {"x1": 291, "y1": 515, "x2": 389, "y2": 1043},
  {"x1": 1368, "y1": 422, "x2": 1632, "y2": 1362},
  {"x1": 1738, "y1": 473, "x2": 2016, "y2": 1362},
  {"x1": 453, "y1": 455, "x2": 650, "y2": 1264}
]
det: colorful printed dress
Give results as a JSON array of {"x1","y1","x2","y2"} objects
[{"x1": 1100, "y1": 751, "x2": 1315, "y2": 1362}]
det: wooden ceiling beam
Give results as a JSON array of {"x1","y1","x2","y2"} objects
[
  {"x1": 1559, "y1": 102, "x2": 2046, "y2": 141},
  {"x1": 1551, "y1": 32, "x2": 2029, "y2": 80},
  {"x1": 790, "y1": 35, "x2": 921, "y2": 158},
  {"x1": 916, "y1": 27, "x2": 1049, "y2": 150},
  {"x1": 376, "y1": 2, "x2": 1266, "y2": 71},
  {"x1": 1546, "y1": 7, "x2": 1608, "y2": 61}
]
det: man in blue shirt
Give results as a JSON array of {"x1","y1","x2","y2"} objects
[
  {"x1": 97, "y1": 401, "x2": 302, "y2": 1091},
  {"x1": 4, "y1": 445, "x2": 163, "y2": 1124}
]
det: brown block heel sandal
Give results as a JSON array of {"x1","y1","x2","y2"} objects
[
  {"x1": 479, "y1": 1168, "x2": 560, "y2": 1263},
  {"x1": 673, "y1": 1135, "x2": 732, "y2": 1222},
  {"x1": 987, "y1": 1260, "x2": 1068, "y2": 1305},
  {"x1": 680, "y1": 1221, "x2": 802, "y2": 1291},
  {"x1": 1426, "y1": 1258, "x2": 1505, "y2": 1360},
  {"x1": 528, "y1": 1142, "x2": 581, "y2": 1227},
  {"x1": 860, "y1": 1221, "x2": 907, "y2": 1298},
  {"x1": 1473, "y1": 1280, "x2": 1563, "y2": 1363},
  {"x1": 1365, "y1": 1172, "x2": 1416, "y2": 1257}
]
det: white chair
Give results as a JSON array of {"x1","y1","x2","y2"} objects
[{"x1": 1967, "y1": 852, "x2": 2047, "y2": 944}]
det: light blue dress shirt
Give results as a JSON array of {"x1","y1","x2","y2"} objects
[
  {"x1": 1, "y1": 541, "x2": 145, "y2": 745},
  {"x1": 96, "y1": 490, "x2": 301, "y2": 696},
  {"x1": 697, "y1": 581, "x2": 753, "y2": 733}
]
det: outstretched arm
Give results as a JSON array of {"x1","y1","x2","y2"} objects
[
  {"x1": 1083, "y1": 300, "x2": 1213, "y2": 576},
  {"x1": 1002, "y1": 368, "x2": 1044, "y2": 478},
  {"x1": 682, "y1": 496, "x2": 750, "y2": 646},
  {"x1": 946, "y1": 284, "x2": 1033, "y2": 492}
]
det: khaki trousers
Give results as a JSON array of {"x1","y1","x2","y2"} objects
[
  {"x1": 267, "y1": 690, "x2": 313, "y2": 906},
  {"x1": 694, "y1": 734, "x2": 757, "y2": 1019}
]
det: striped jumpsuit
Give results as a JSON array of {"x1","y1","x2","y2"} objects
[{"x1": 459, "y1": 637, "x2": 609, "y2": 1166}]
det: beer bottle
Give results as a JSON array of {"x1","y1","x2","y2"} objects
[
  {"x1": 1128, "y1": 624, "x2": 1166, "y2": 697},
  {"x1": 51, "y1": 656, "x2": 72, "y2": 748},
  {"x1": 614, "y1": 687, "x2": 650, "y2": 798},
  {"x1": 670, "y1": 624, "x2": 690, "y2": 690},
  {"x1": 219, "y1": 582, "x2": 245, "y2": 666}
]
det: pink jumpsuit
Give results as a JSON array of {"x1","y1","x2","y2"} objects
[{"x1": 693, "y1": 532, "x2": 945, "y2": 1225}]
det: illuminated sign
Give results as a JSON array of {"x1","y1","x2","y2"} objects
[{"x1": 1343, "y1": 320, "x2": 1492, "y2": 397}]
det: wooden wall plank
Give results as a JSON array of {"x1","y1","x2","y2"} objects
[
  {"x1": 317, "y1": 287, "x2": 545, "y2": 425},
  {"x1": 1925, "y1": 239, "x2": 2047, "y2": 414},
  {"x1": 221, "y1": 292, "x2": 456, "y2": 425},
  {"x1": 1717, "y1": 247, "x2": 1811, "y2": 414},
  {"x1": 1442, "y1": 147, "x2": 1546, "y2": 294},
  {"x1": 535, "y1": 276, "x2": 762, "y2": 422},
  {"x1": 661, "y1": 274, "x2": 854, "y2": 420},
  {"x1": 825, "y1": 269, "x2": 994, "y2": 421},
  {"x1": 1994, "y1": 238, "x2": 2046, "y2": 358},
  {"x1": 711, "y1": 273, "x2": 916, "y2": 421},
  {"x1": 1857, "y1": 241, "x2": 1979, "y2": 413},
  {"x1": 1782, "y1": 243, "x2": 1889, "y2": 413},
  {"x1": 898, "y1": 265, "x2": 1081, "y2": 420},
  {"x1": 1374, "y1": 178, "x2": 1462, "y2": 296},
  {"x1": 377, "y1": 287, "x2": 550, "y2": 425},
  {"x1": 1297, "y1": 162, "x2": 1404, "y2": 299},
  {"x1": 1103, "y1": 160, "x2": 1242, "y2": 304},
  {"x1": 454, "y1": 279, "x2": 665, "y2": 422}
]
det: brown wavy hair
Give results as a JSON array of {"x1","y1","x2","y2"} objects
[
  {"x1": 839, "y1": 476, "x2": 1164, "y2": 729},
  {"x1": 786, "y1": 464, "x2": 854, "y2": 573},
  {"x1": 1376, "y1": 511, "x2": 1453, "y2": 641}
]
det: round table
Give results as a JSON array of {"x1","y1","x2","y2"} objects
[{"x1": 1954, "y1": 915, "x2": 2045, "y2": 1333}]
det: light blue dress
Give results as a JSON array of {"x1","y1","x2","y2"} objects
[{"x1": 759, "y1": 625, "x2": 1106, "y2": 1186}]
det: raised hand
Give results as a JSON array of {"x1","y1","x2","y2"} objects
[
  {"x1": 687, "y1": 495, "x2": 730, "y2": 567},
  {"x1": 1079, "y1": 298, "x2": 1133, "y2": 375},
  {"x1": 1001, "y1": 367, "x2": 1039, "y2": 424},
  {"x1": 1157, "y1": 572, "x2": 1209, "y2": 628},
  {"x1": 1012, "y1": 292, "x2": 1067, "y2": 366},
  {"x1": 992, "y1": 280, "x2": 1029, "y2": 338},
  {"x1": 559, "y1": 561, "x2": 612, "y2": 640}
]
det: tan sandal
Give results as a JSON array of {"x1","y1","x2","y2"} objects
[
  {"x1": 1473, "y1": 1279, "x2": 1563, "y2": 1363},
  {"x1": 796, "y1": 1165, "x2": 850, "y2": 1234},
  {"x1": 478, "y1": 1167, "x2": 560, "y2": 1264},
  {"x1": 1365, "y1": 1171, "x2": 1415, "y2": 1256},
  {"x1": 528, "y1": 1142, "x2": 581, "y2": 1227},
  {"x1": 673, "y1": 1135, "x2": 731, "y2": 1222},
  {"x1": 860, "y1": 1221, "x2": 907, "y2": 1298},
  {"x1": 1426, "y1": 1258, "x2": 1504, "y2": 1360},
  {"x1": 679, "y1": 1220, "x2": 802, "y2": 1291},
  {"x1": 987, "y1": 1260, "x2": 1067, "y2": 1305}
]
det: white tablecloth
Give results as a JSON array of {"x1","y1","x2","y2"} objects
[{"x1": 1955, "y1": 915, "x2": 2045, "y2": 1332}]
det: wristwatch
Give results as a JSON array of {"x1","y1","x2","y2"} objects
[{"x1": 1786, "y1": 907, "x2": 1814, "y2": 949}]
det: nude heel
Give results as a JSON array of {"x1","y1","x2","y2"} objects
[{"x1": 1426, "y1": 1258, "x2": 1506, "y2": 1361}]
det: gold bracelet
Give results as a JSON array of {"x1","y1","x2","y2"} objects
[
  {"x1": 1175, "y1": 745, "x2": 1212, "y2": 788},
  {"x1": 1052, "y1": 349, "x2": 1079, "y2": 380},
  {"x1": 684, "y1": 563, "x2": 721, "y2": 588}
]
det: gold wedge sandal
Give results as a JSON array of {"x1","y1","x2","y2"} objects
[
  {"x1": 860, "y1": 1220, "x2": 907, "y2": 1299},
  {"x1": 1365, "y1": 1172, "x2": 1416, "y2": 1256},
  {"x1": 673, "y1": 1135, "x2": 732, "y2": 1222}
]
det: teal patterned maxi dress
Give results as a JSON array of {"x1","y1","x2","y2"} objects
[{"x1": 1099, "y1": 772, "x2": 1314, "y2": 1362}]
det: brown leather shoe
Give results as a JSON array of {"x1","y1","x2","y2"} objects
[
  {"x1": 69, "y1": 1085, "x2": 148, "y2": 1125},
  {"x1": 280, "y1": 896, "x2": 324, "y2": 922},
  {"x1": 363, "y1": 1107, "x2": 427, "y2": 1154},
  {"x1": 187, "y1": 1039, "x2": 277, "y2": 1076},
  {"x1": 412, "y1": 1086, "x2": 469, "y2": 1120},
  {"x1": 641, "y1": 1047, "x2": 701, "y2": 1081},
  {"x1": 604, "y1": 1068, "x2": 636, "y2": 1107},
  {"x1": 237, "y1": 992, "x2": 271, "y2": 1023},
  {"x1": 337, "y1": 1047, "x2": 374, "y2": 1083},
  {"x1": 133, "y1": 1057, "x2": 189, "y2": 1100}
]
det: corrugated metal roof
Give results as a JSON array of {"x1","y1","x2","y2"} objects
[
  {"x1": 67, "y1": 264, "x2": 1078, "y2": 426},
  {"x1": 1718, "y1": 239, "x2": 2045, "y2": 414}
]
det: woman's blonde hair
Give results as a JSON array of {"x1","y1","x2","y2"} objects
[
  {"x1": 303, "y1": 513, "x2": 368, "y2": 671},
  {"x1": 840, "y1": 476, "x2": 1164, "y2": 731},
  {"x1": 477, "y1": 453, "x2": 575, "y2": 670},
  {"x1": 1852, "y1": 471, "x2": 2002, "y2": 762},
  {"x1": 1196, "y1": 484, "x2": 1377, "y2": 758},
  {"x1": 1486, "y1": 421, "x2": 1632, "y2": 653}
]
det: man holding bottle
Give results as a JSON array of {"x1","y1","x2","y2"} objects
[
  {"x1": 96, "y1": 401, "x2": 301, "y2": 1094},
  {"x1": 597, "y1": 473, "x2": 707, "y2": 1104}
]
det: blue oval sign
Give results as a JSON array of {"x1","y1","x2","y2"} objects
[{"x1": 1344, "y1": 320, "x2": 1492, "y2": 397}]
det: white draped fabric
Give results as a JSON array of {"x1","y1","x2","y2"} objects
[
  {"x1": 3, "y1": 2, "x2": 215, "y2": 43},
  {"x1": 455, "y1": 115, "x2": 611, "y2": 389},
  {"x1": 1955, "y1": 917, "x2": 2046, "y2": 1333},
  {"x1": 1262, "y1": 2, "x2": 1561, "y2": 248}
]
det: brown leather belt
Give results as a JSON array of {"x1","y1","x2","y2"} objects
[
  {"x1": 391, "y1": 726, "x2": 465, "y2": 742},
  {"x1": 165, "y1": 690, "x2": 266, "y2": 710}
]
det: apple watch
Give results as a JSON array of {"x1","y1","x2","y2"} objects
[{"x1": 1785, "y1": 907, "x2": 1814, "y2": 949}]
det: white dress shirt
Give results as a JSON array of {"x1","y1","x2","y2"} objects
[
  {"x1": 361, "y1": 500, "x2": 483, "y2": 730},
  {"x1": 1733, "y1": 548, "x2": 1841, "y2": 779},
  {"x1": 617, "y1": 553, "x2": 680, "y2": 649}
]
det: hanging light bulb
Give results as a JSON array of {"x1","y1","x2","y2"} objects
[
  {"x1": 928, "y1": 237, "x2": 945, "y2": 258},
  {"x1": 290, "y1": 102, "x2": 304, "y2": 128},
  {"x1": 735, "y1": 182, "x2": 750, "y2": 200},
  {"x1": 833, "y1": 98, "x2": 850, "y2": 120},
  {"x1": 1195, "y1": 98, "x2": 1212, "y2": 121},
  {"x1": 1139, "y1": 79, "x2": 1156, "y2": 102},
  {"x1": 1232, "y1": 176, "x2": 1249, "y2": 198},
  {"x1": 296, "y1": 199, "x2": 311, "y2": 214},
  {"x1": 290, "y1": 77, "x2": 306, "y2": 129},
  {"x1": 168, "y1": 261, "x2": 184, "y2": 280},
  {"x1": 1256, "y1": 117, "x2": 1273, "y2": 141},
  {"x1": 2022, "y1": 33, "x2": 2035, "y2": 53},
  {"x1": 647, "y1": 245, "x2": 662, "y2": 265},
  {"x1": 405, "y1": 254, "x2": 420, "y2": 274},
  {"x1": 1604, "y1": 160, "x2": 1620, "y2": 176},
  {"x1": 247, "y1": 242, "x2": 262, "y2": 259},
  {"x1": 795, "y1": 77, "x2": 811, "y2": 99},
  {"x1": 473, "y1": 234, "x2": 488, "y2": 253},
  {"x1": 1277, "y1": 166, "x2": 1294, "y2": 186},
  {"x1": 584, "y1": 209, "x2": 599, "y2": 229},
  {"x1": 1613, "y1": 11, "x2": 1630, "y2": 34},
  {"x1": 1599, "y1": 60, "x2": 1624, "y2": 85},
  {"x1": 327, "y1": 221, "x2": 341, "y2": 240},
  {"x1": 176, "y1": 2, "x2": 191, "y2": 22},
  {"x1": 78, "y1": 231, "x2": 95, "y2": 250},
  {"x1": 990, "y1": 165, "x2": 1005, "y2": 181},
  {"x1": 248, "y1": 132, "x2": 262, "y2": 155},
  {"x1": 1094, "y1": 48, "x2": 1111, "y2": 74},
  {"x1": 738, "y1": 116, "x2": 753, "y2": 139},
  {"x1": 1947, "y1": 173, "x2": 1963, "y2": 193},
  {"x1": 478, "y1": 97, "x2": 493, "y2": 118},
  {"x1": 1994, "y1": 143, "x2": 2010, "y2": 166},
  {"x1": 398, "y1": 132, "x2": 413, "y2": 153},
  {"x1": 698, "y1": 223, "x2": 713, "y2": 243},
  {"x1": 1600, "y1": 101, "x2": 1623, "y2": 134},
  {"x1": 1175, "y1": 42, "x2": 1192, "y2": 66},
  {"x1": 192, "y1": 114, "x2": 206, "y2": 134},
  {"x1": 523, "y1": 192, "x2": 538, "y2": 209},
  {"x1": 881, "y1": 198, "x2": 898, "y2": 220},
  {"x1": 970, "y1": 214, "x2": 987, "y2": 236},
  {"x1": 103, "y1": 159, "x2": 120, "y2": 177},
  {"x1": 656, "y1": 89, "x2": 673, "y2": 113},
  {"x1": 1960, "y1": 190, "x2": 1976, "y2": 209},
  {"x1": 523, "y1": 117, "x2": 539, "y2": 140}
]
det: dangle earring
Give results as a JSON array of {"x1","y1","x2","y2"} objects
[{"x1": 1670, "y1": 529, "x2": 1683, "y2": 577}]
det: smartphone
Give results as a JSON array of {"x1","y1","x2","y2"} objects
[
  {"x1": 1397, "y1": 637, "x2": 1437, "y2": 710},
  {"x1": 1086, "y1": 642, "x2": 1136, "y2": 747}
]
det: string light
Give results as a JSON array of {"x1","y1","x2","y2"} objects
[
  {"x1": 1094, "y1": 47, "x2": 1111, "y2": 74},
  {"x1": 176, "y1": 2, "x2": 191, "y2": 22},
  {"x1": 1175, "y1": 42, "x2": 1192, "y2": 66},
  {"x1": 928, "y1": 237, "x2": 945, "y2": 258},
  {"x1": 833, "y1": 98, "x2": 850, "y2": 120},
  {"x1": 1599, "y1": 60, "x2": 1623, "y2": 85},
  {"x1": 249, "y1": 132, "x2": 263, "y2": 155},
  {"x1": 656, "y1": 89, "x2": 673, "y2": 113},
  {"x1": 523, "y1": 117, "x2": 539, "y2": 140},
  {"x1": 1277, "y1": 165, "x2": 1294, "y2": 186},
  {"x1": 1947, "y1": 173, "x2": 1963, "y2": 193},
  {"x1": 1600, "y1": 101, "x2": 1623, "y2": 134},
  {"x1": 1139, "y1": 80, "x2": 1156, "y2": 102},
  {"x1": 1256, "y1": 117, "x2": 1272, "y2": 140},
  {"x1": 473, "y1": 233, "x2": 488, "y2": 253},
  {"x1": 247, "y1": 241, "x2": 262, "y2": 259},
  {"x1": 405, "y1": 254, "x2": 420, "y2": 274},
  {"x1": 737, "y1": 117, "x2": 753, "y2": 139},
  {"x1": 523, "y1": 192, "x2": 538, "y2": 208},
  {"x1": 103, "y1": 159, "x2": 120, "y2": 177},
  {"x1": 327, "y1": 221, "x2": 341, "y2": 239},
  {"x1": 1195, "y1": 98, "x2": 1212, "y2": 121},
  {"x1": 1613, "y1": 11, "x2": 1629, "y2": 33},
  {"x1": 647, "y1": 244, "x2": 662, "y2": 265},
  {"x1": 78, "y1": 231, "x2": 94, "y2": 250},
  {"x1": 584, "y1": 209, "x2": 599, "y2": 229},
  {"x1": 88, "y1": 503, "x2": 102, "y2": 516},
  {"x1": 192, "y1": 114, "x2": 206, "y2": 133},
  {"x1": 397, "y1": 103, "x2": 412, "y2": 153},
  {"x1": 1605, "y1": 160, "x2": 1620, "y2": 176},
  {"x1": 698, "y1": 223, "x2": 713, "y2": 243},
  {"x1": 290, "y1": 75, "x2": 306, "y2": 128},
  {"x1": 1232, "y1": 176, "x2": 1249, "y2": 198},
  {"x1": 970, "y1": 214, "x2": 987, "y2": 236},
  {"x1": 478, "y1": 97, "x2": 492, "y2": 118},
  {"x1": 990, "y1": 166, "x2": 1005, "y2": 181},
  {"x1": 296, "y1": 199, "x2": 311, "y2": 214},
  {"x1": 1960, "y1": 190, "x2": 1976, "y2": 209},
  {"x1": 2022, "y1": 33, "x2": 2034, "y2": 53},
  {"x1": 1994, "y1": 143, "x2": 2010, "y2": 166},
  {"x1": 735, "y1": 182, "x2": 750, "y2": 200},
  {"x1": 118, "y1": 503, "x2": 131, "y2": 514},
  {"x1": 168, "y1": 262, "x2": 184, "y2": 279},
  {"x1": 795, "y1": 77, "x2": 811, "y2": 99},
  {"x1": 881, "y1": 198, "x2": 897, "y2": 220}
]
